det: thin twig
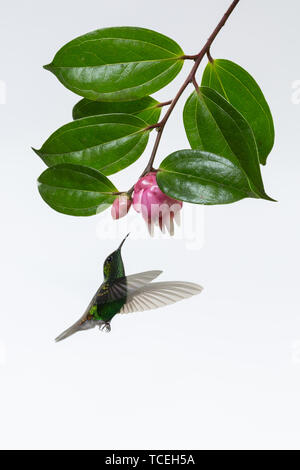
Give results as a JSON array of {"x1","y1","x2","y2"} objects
[
  {"x1": 125, "y1": 0, "x2": 240, "y2": 196},
  {"x1": 143, "y1": 0, "x2": 240, "y2": 174}
]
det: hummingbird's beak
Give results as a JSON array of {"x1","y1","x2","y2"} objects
[{"x1": 118, "y1": 233, "x2": 130, "y2": 250}]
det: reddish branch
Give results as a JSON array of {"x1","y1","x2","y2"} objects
[{"x1": 123, "y1": 0, "x2": 240, "y2": 196}]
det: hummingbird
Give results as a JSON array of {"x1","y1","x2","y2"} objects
[{"x1": 55, "y1": 234, "x2": 203, "y2": 342}]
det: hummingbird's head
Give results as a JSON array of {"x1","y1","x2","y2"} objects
[{"x1": 103, "y1": 233, "x2": 129, "y2": 281}]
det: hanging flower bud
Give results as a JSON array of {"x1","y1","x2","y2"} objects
[
  {"x1": 133, "y1": 172, "x2": 182, "y2": 235},
  {"x1": 111, "y1": 194, "x2": 132, "y2": 220}
]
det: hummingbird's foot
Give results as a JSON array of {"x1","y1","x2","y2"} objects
[{"x1": 99, "y1": 322, "x2": 111, "y2": 333}]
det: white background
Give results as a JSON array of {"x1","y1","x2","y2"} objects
[{"x1": 1, "y1": 0, "x2": 300, "y2": 450}]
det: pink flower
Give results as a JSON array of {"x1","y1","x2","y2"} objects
[
  {"x1": 133, "y1": 172, "x2": 182, "y2": 235},
  {"x1": 111, "y1": 194, "x2": 132, "y2": 219}
]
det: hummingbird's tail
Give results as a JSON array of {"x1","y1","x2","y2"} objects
[{"x1": 55, "y1": 320, "x2": 82, "y2": 342}]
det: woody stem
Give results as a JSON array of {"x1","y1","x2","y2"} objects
[{"x1": 127, "y1": 0, "x2": 240, "y2": 195}]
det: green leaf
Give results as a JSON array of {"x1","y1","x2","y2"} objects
[
  {"x1": 72, "y1": 96, "x2": 161, "y2": 125},
  {"x1": 201, "y1": 59, "x2": 274, "y2": 165},
  {"x1": 183, "y1": 87, "x2": 274, "y2": 201},
  {"x1": 38, "y1": 164, "x2": 117, "y2": 216},
  {"x1": 44, "y1": 27, "x2": 184, "y2": 101},
  {"x1": 157, "y1": 150, "x2": 256, "y2": 205},
  {"x1": 33, "y1": 114, "x2": 150, "y2": 175}
]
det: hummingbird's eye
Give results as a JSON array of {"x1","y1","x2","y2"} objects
[{"x1": 107, "y1": 256, "x2": 112, "y2": 262}]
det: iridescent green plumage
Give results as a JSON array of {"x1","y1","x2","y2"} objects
[
  {"x1": 55, "y1": 233, "x2": 203, "y2": 342},
  {"x1": 91, "y1": 234, "x2": 127, "y2": 322},
  {"x1": 56, "y1": 234, "x2": 129, "y2": 341}
]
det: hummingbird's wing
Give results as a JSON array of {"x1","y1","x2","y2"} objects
[
  {"x1": 96, "y1": 270, "x2": 163, "y2": 304},
  {"x1": 119, "y1": 281, "x2": 203, "y2": 314}
]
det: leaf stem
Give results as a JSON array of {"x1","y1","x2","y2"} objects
[
  {"x1": 157, "y1": 100, "x2": 173, "y2": 108},
  {"x1": 181, "y1": 54, "x2": 198, "y2": 60},
  {"x1": 207, "y1": 48, "x2": 214, "y2": 63},
  {"x1": 126, "y1": 0, "x2": 240, "y2": 196},
  {"x1": 192, "y1": 76, "x2": 199, "y2": 91}
]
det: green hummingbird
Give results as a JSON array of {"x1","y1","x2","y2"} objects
[{"x1": 55, "y1": 234, "x2": 203, "y2": 342}]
